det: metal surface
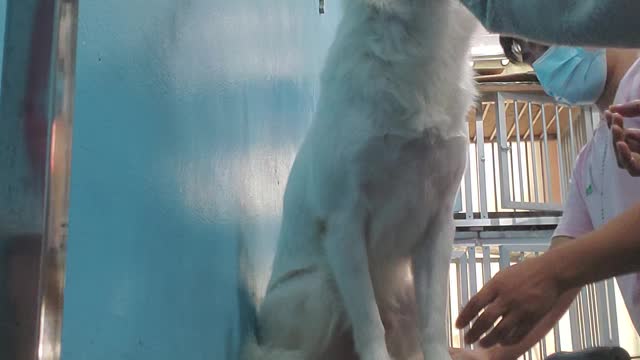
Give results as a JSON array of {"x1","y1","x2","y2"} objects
[
  {"x1": 467, "y1": 246, "x2": 478, "y2": 297},
  {"x1": 491, "y1": 92, "x2": 592, "y2": 213},
  {"x1": 475, "y1": 103, "x2": 489, "y2": 219},
  {"x1": 606, "y1": 278, "x2": 620, "y2": 343},
  {"x1": 455, "y1": 89, "x2": 594, "y2": 224},
  {"x1": 541, "y1": 105, "x2": 553, "y2": 202},
  {"x1": 527, "y1": 102, "x2": 540, "y2": 203},
  {"x1": 580, "y1": 287, "x2": 593, "y2": 347},
  {"x1": 454, "y1": 216, "x2": 561, "y2": 228},
  {"x1": 39, "y1": 3, "x2": 78, "y2": 359},
  {"x1": 555, "y1": 105, "x2": 568, "y2": 197},
  {"x1": 0, "y1": 0, "x2": 77, "y2": 359},
  {"x1": 568, "y1": 109, "x2": 577, "y2": 162},
  {"x1": 514, "y1": 100, "x2": 526, "y2": 202},
  {"x1": 454, "y1": 251, "x2": 470, "y2": 348},
  {"x1": 464, "y1": 151, "x2": 474, "y2": 219}
]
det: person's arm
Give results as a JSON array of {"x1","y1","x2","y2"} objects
[
  {"x1": 485, "y1": 238, "x2": 580, "y2": 360},
  {"x1": 552, "y1": 202, "x2": 640, "y2": 289},
  {"x1": 457, "y1": 202, "x2": 640, "y2": 348},
  {"x1": 459, "y1": 0, "x2": 640, "y2": 48},
  {"x1": 487, "y1": 157, "x2": 594, "y2": 358},
  {"x1": 453, "y1": 159, "x2": 595, "y2": 359},
  {"x1": 449, "y1": 239, "x2": 579, "y2": 360}
]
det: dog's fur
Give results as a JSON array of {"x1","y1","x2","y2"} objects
[{"x1": 243, "y1": 0, "x2": 477, "y2": 359}]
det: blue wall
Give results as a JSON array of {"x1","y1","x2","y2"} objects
[
  {"x1": 0, "y1": 0, "x2": 6, "y2": 88},
  {"x1": 62, "y1": 1, "x2": 340, "y2": 359}
]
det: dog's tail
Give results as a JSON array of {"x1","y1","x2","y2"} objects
[
  {"x1": 237, "y1": 232, "x2": 304, "y2": 360},
  {"x1": 237, "y1": 292, "x2": 303, "y2": 360}
]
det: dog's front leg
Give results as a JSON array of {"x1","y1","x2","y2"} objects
[
  {"x1": 412, "y1": 214, "x2": 455, "y2": 360},
  {"x1": 325, "y1": 205, "x2": 391, "y2": 360}
]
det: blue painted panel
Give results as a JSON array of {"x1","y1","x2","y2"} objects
[
  {"x1": 62, "y1": 1, "x2": 340, "y2": 359},
  {"x1": 0, "y1": 0, "x2": 7, "y2": 87}
]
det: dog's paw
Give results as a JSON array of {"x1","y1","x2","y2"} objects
[{"x1": 421, "y1": 343, "x2": 451, "y2": 360}]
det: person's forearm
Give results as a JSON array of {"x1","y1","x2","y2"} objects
[
  {"x1": 549, "y1": 203, "x2": 640, "y2": 290},
  {"x1": 459, "y1": 0, "x2": 640, "y2": 48}
]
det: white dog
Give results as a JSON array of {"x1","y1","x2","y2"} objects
[{"x1": 243, "y1": 0, "x2": 477, "y2": 359}]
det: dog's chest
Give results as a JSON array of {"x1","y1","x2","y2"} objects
[{"x1": 351, "y1": 131, "x2": 467, "y2": 257}]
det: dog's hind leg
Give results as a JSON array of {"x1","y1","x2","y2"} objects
[{"x1": 257, "y1": 270, "x2": 353, "y2": 359}]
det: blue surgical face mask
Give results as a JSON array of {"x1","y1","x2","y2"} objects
[{"x1": 532, "y1": 46, "x2": 607, "y2": 105}]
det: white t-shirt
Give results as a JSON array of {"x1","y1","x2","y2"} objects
[{"x1": 553, "y1": 58, "x2": 640, "y2": 334}]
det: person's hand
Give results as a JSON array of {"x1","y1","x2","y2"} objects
[
  {"x1": 455, "y1": 254, "x2": 567, "y2": 348},
  {"x1": 610, "y1": 100, "x2": 640, "y2": 118},
  {"x1": 605, "y1": 104, "x2": 640, "y2": 176},
  {"x1": 449, "y1": 347, "x2": 493, "y2": 360}
]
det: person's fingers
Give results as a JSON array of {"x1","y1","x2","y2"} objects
[
  {"x1": 612, "y1": 124, "x2": 625, "y2": 167},
  {"x1": 627, "y1": 138, "x2": 640, "y2": 154},
  {"x1": 626, "y1": 128, "x2": 640, "y2": 140},
  {"x1": 464, "y1": 303, "x2": 505, "y2": 344},
  {"x1": 613, "y1": 113, "x2": 625, "y2": 128},
  {"x1": 456, "y1": 286, "x2": 497, "y2": 329},
  {"x1": 613, "y1": 125, "x2": 625, "y2": 143},
  {"x1": 617, "y1": 141, "x2": 633, "y2": 163},
  {"x1": 615, "y1": 142, "x2": 640, "y2": 176},
  {"x1": 448, "y1": 348, "x2": 473, "y2": 360},
  {"x1": 605, "y1": 110, "x2": 613, "y2": 128},
  {"x1": 610, "y1": 100, "x2": 640, "y2": 117},
  {"x1": 501, "y1": 320, "x2": 533, "y2": 346},
  {"x1": 625, "y1": 129, "x2": 640, "y2": 152},
  {"x1": 477, "y1": 313, "x2": 519, "y2": 348},
  {"x1": 627, "y1": 148, "x2": 640, "y2": 176}
]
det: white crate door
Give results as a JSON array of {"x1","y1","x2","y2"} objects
[{"x1": 493, "y1": 92, "x2": 593, "y2": 212}]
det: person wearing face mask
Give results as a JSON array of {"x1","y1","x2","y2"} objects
[
  {"x1": 449, "y1": 38, "x2": 640, "y2": 360},
  {"x1": 458, "y1": 0, "x2": 640, "y2": 48}
]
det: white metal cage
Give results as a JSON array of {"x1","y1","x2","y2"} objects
[
  {"x1": 455, "y1": 91, "x2": 596, "y2": 225},
  {"x1": 447, "y1": 87, "x2": 634, "y2": 358}
]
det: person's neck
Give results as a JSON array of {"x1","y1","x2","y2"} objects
[{"x1": 596, "y1": 49, "x2": 639, "y2": 112}]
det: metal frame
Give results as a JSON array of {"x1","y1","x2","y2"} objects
[
  {"x1": 0, "y1": 1, "x2": 78, "y2": 360},
  {"x1": 475, "y1": 101, "x2": 489, "y2": 219},
  {"x1": 497, "y1": 92, "x2": 568, "y2": 211},
  {"x1": 454, "y1": 216, "x2": 561, "y2": 228},
  {"x1": 453, "y1": 91, "x2": 597, "y2": 219}
]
